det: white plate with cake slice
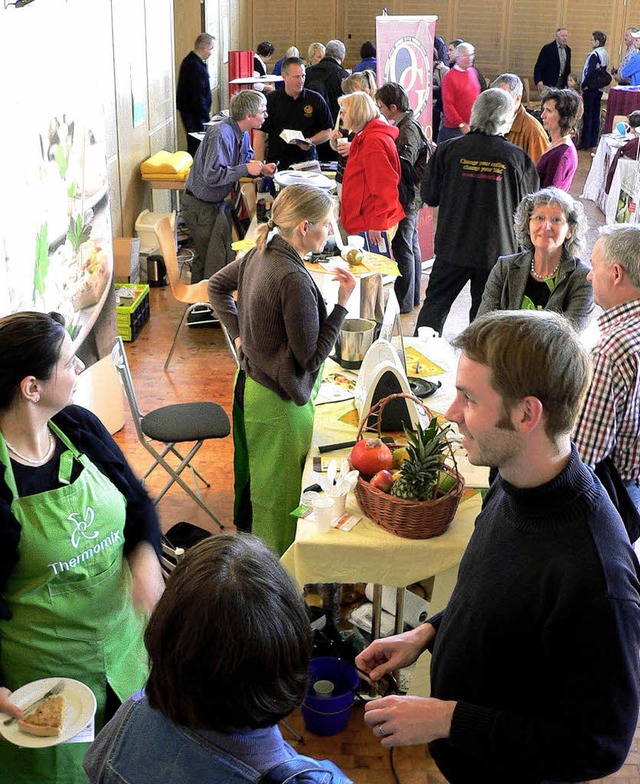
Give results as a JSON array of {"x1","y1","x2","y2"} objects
[{"x1": 0, "y1": 677, "x2": 96, "y2": 748}]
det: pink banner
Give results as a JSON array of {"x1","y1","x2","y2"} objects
[{"x1": 376, "y1": 15, "x2": 437, "y2": 138}]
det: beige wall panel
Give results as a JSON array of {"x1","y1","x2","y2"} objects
[
  {"x1": 107, "y1": 158, "x2": 124, "y2": 238},
  {"x1": 146, "y1": 0, "x2": 175, "y2": 138},
  {"x1": 565, "y1": 0, "x2": 617, "y2": 81},
  {"x1": 445, "y1": 0, "x2": 509, "y2": 80},
  {"x1": 297, "y1": 1, "x2": 337, "y2": 62},
  {"x1": 342, "y1": 0, "x2": 379, "y2": 69},
  {"x1": 251, "y1": 0, "x2": 296, "y2": 61},
  {"x1": 503, "y1": 0, "x2": 563, "y2": 89},
  {"x1": 112, "y1": 0, "x2": 152, "y2": 237},
  {"x1": 398, "y1": 2, "x2": 450, "y2": 43}
]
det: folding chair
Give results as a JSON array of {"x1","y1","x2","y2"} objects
[
  {"x1": 159, "y1": 535, "x2": 185, "y2": 582},
  {"x1": 111, "y1": 337, "x2": 230, "y2": 530}
]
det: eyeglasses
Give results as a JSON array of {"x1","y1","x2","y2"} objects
[{"x1": 530, "y1": 215, "x2": 567, "y2": 226}]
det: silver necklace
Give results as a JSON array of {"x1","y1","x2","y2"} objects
[
  {"x1": 4, "y1": 430, "x2": 55, "y2": 465},
  {"x1": 530, "y1": 258, "x2": 561, "y2": 281}
]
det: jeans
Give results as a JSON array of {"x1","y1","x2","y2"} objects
[
  {"x1": 392, "y1": 209, "x2": 422, "y2": 313},
  {"x1": 414, "y1": 256, "x2": 490, "y2": 335}
]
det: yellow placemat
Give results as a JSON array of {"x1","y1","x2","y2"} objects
[{"x1": 405, "y1": 346, "x2": 445, "y2": 377}]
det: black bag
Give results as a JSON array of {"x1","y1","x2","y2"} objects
[
  {"x1": 398, "y1": 120, "x2": 436, "y2": 210},
  {"x1": 584, "y1": 54, "x2": 612, "y2": 90},
  {"x1": 594, "y1": 457, "x2": 640, "y2": 543}
]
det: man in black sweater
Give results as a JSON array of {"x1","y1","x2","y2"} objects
[
  {"x1": 176, "y1": 33, "x2": 214, "y2": 157},
  {"x1": 357, "y1": 310, "x2": 640, "y2": 784}
]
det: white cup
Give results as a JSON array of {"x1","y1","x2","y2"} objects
[
  {"x1": 418, "y1": 326, "x2": 438, "y2": 342},
  {"x1": 328, "y1": 491, "x2": 347, "y2": 520},
  {"x1": 347, "y1": 234, "x2": 365, "y2": 250},
  {"x1": 313, "y1": 679, "x2": 335, "y2": 698},
  {"x1": 312, "y1": 495, "x2": 335, "y2": 531}
]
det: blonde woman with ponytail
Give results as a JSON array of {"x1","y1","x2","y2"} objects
[{"x1": 209, "y1": 185, "x2": 355, "y2": 554}]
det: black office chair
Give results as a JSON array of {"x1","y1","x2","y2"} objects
[{"x1": 111, "y1": 337, "x2": 230, "y2": 530}]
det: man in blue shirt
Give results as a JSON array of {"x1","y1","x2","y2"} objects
[
  {"x1": 621, "y1": 30, "x2": 640, "y2": 85},
  {"x1": 182, "y1": 90, "x2": 276, "y2": 282}
]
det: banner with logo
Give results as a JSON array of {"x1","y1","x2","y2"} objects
[
  {"x1": 376, "y1": 15, "x2": 437, "y2": 260},
  {"x1": 376, "y1": 15, "x2": 437, "y2": 138}
]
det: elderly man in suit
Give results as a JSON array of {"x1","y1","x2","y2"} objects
[{"x1": 534, "y1": 28, "x2": 571, "y2": 92}]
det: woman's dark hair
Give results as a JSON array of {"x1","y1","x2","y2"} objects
[
  {"x1": 0, "y1": 311, "x2": 66, "y2": 410},
  {"x1": 434, "y1": 36, "x2": 448, "y2": 65},
  {"x1": 541, "y1": 88, "x2": 583, "y2": 135},
  {"x1": 256, "y1": 41, "x2": 275, "y2": 58},
  {"x1": 592, "y1": 30, "x2": 607, "y2": 47},
  {"x1": 145, "y1": 533, "x2": 312, "y2": 731},
  {"x1": 375, "y1": 82, "x2": 411, "y2": 113},
  {"x1": 360, "y1": 40, "x2": 376, "y2": 59}
]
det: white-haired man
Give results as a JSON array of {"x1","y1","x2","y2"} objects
[
  {"x1": 534, "y1": 27, "x2": 571, "y2": 91},
  {"x1": 438, "y1": 42, "x2": 481, "y2": 142},
  {"x1": 491, "y1": 73, "x2": 549, "y2": 164},
  {"x1": 182, "y1": 90, "x2": 276, "y2": 283},
  {"x1": 414, "y1": 89, "x2": 539, "y2": 336},
  {"x1": 575, "y1": 224, "x2": 640, "y2": 541}
]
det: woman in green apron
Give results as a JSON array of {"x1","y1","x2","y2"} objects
[
  {"x1": 0, "y1": 311, "x2": 164, "y2": 783},
  {"x1": 209, "y1": 185, "x2": 356, "y2": 555}
]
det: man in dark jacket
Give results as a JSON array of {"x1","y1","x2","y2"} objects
[
  {"x1": 176, "y1": 33, "x2": 214, "y2": 157},
  {"x1": 414, "y1": 88, "x2": 539, "y2": 335},
  {"x1": 304, "y1": 40, "x2": 349, "y2": 161},
  {"x1": 534, "y1": 28, "x2": 571, "y2": 92}
]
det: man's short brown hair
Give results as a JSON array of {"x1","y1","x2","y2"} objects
[{"x1": 453, "y1": 311, "x2": 591, "y2": 440}]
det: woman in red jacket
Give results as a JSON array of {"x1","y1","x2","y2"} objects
[{"x1": 338, "y1": 91, "x2": 404, "y2": 254}]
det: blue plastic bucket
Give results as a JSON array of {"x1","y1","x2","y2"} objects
[{"x1": 301, "y1": 657, "x2": 359, "y2": 736}]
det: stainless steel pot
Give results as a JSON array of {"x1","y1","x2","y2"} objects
[{"x1": 334, "y1": 319, "x2": 376, "y2": 368}]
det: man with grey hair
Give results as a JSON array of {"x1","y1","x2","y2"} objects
[
  {"x1": 491, "y1": 73, "x2": 549, "y2": 163},
  {"x1": 304, "y1": 40, "x2": 349, "y2": 160},
  {"x1": 438, "y1": 42, "x2": 481, "y2": 142},
  {"x1": 182, "y1": 90, "x2": 276, "y2": 283},
  {"x1": 534, "y1": 27, "x2": 571, "y2": 91},
  {"x1": 575, "y1": 224, "x2": 640, "y2": 533},
  {"x1": 414, "y1": 89, "x2": 539, "y2": 335}
]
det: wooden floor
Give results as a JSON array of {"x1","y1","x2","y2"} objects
[{"x1": 112, "y1": 149, "x2": 639, "y2": 783}]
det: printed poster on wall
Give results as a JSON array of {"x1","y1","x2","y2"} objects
[
  {"x1": 615, "y1": 163, "x2": 640, "y2": 224},
  {"x1": 0, "y1": 0, "x2": 113, "y2": 349}
]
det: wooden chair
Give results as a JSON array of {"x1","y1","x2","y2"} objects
[{"x1": 154, "y1": 216, "x2": 215, "y2": 370}]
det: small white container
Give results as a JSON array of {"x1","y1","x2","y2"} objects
[
  {"x1": 135, "y1": 210, "x2": 176, "y2": 254},
  {"x1": 312, "y1": 495, "x2": 335, "y2": 531},
  {"x1": 312, "y1": 679, "x2": 335, "y2": 698},
  {"x1": 347, "y1": 234, "x2": 365, "y2": 250}
]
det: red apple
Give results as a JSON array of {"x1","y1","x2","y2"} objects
[{"x1": 370, "y1": 469, "x2": 394, "y2": 493}]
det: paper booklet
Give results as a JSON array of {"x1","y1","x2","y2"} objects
[{"x1": 279, "y1": 129, "x2": 313, "y2": 145}]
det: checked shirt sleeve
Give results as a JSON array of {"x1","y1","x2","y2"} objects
[{"x1": 574, "y1": 349, "x2": 617, "y2": 468}]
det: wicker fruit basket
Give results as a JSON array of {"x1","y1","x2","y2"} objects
[{"x1": 353, "y1": 393, "x2": 464, "y2": 539}]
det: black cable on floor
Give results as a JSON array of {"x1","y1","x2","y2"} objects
[{"x1": 389, "y1": 746, "x2": 402, "y2": 784}]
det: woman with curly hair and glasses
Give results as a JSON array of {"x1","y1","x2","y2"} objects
[{"x1": 477, "y1": 186, "x2": 594, "y2": 330}]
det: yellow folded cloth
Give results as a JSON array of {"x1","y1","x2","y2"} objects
[{"x1": 140, "y1": 151, "x2": 193, "y2": 178}]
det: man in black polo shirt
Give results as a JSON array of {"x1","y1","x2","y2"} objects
[{"x1": 253, "y1": 57, "x2": 333, "y2": 170}]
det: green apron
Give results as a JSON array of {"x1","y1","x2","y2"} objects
[
  {"x1": 233, "y1": 372, "x2": 320, "y2": 556},
  {"x1": 0, "y1": 423, "x2": 148, "y2": 784}
]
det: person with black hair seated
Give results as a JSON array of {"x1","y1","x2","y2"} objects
[{"x1": 84, "y1": 534, "x2": 353, "y2": 784}]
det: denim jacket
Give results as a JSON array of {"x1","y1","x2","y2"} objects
[{"x1": 83, "y1": 697, "x2": 352, "y2": 784}]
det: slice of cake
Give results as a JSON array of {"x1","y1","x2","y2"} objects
[{"x1": 17, "y1": 694, "x2": 65, "y2": 737}]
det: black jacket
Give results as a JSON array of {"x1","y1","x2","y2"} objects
[
  {"x1": 534, "y1": 41, "x2": 572, "y2": 88},
  {"x1": 304, "y1": 57, "x2": 349, "y2": 120},
  {"x1": 421, "y1": 132, "x2": 539, "y2": 269}
]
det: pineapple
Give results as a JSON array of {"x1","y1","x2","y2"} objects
[{"x1": 390, "y1": 417, "x2": 451, "y2": 501}]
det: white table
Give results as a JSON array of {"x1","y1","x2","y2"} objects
[
  {"x1": 582, "y1": 134, "x2": 640, "y2": 223},
  {"x1": 281, "y1": 340, "x2": 485, "y2": 695}
]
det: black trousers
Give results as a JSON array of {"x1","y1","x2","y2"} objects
[{"x1": 414, "y1": 256, "x2": 490, "y2": 336}]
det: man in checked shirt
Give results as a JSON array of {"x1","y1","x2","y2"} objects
[{"x1": 574, "y1": 224, "x2": 640, "y2": 548}]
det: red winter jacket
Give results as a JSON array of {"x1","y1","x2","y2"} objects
[{"x1": 340, "y1": 118, "x2": 405, "y2": 233}]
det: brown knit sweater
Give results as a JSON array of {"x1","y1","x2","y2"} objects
[{"x1": 208, "y1": 234, "x2": 348, "y2": 405}]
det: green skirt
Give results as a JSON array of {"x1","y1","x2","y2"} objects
[{"x1": 233, "y1": 372, "x2": 316, "y2": 556}]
